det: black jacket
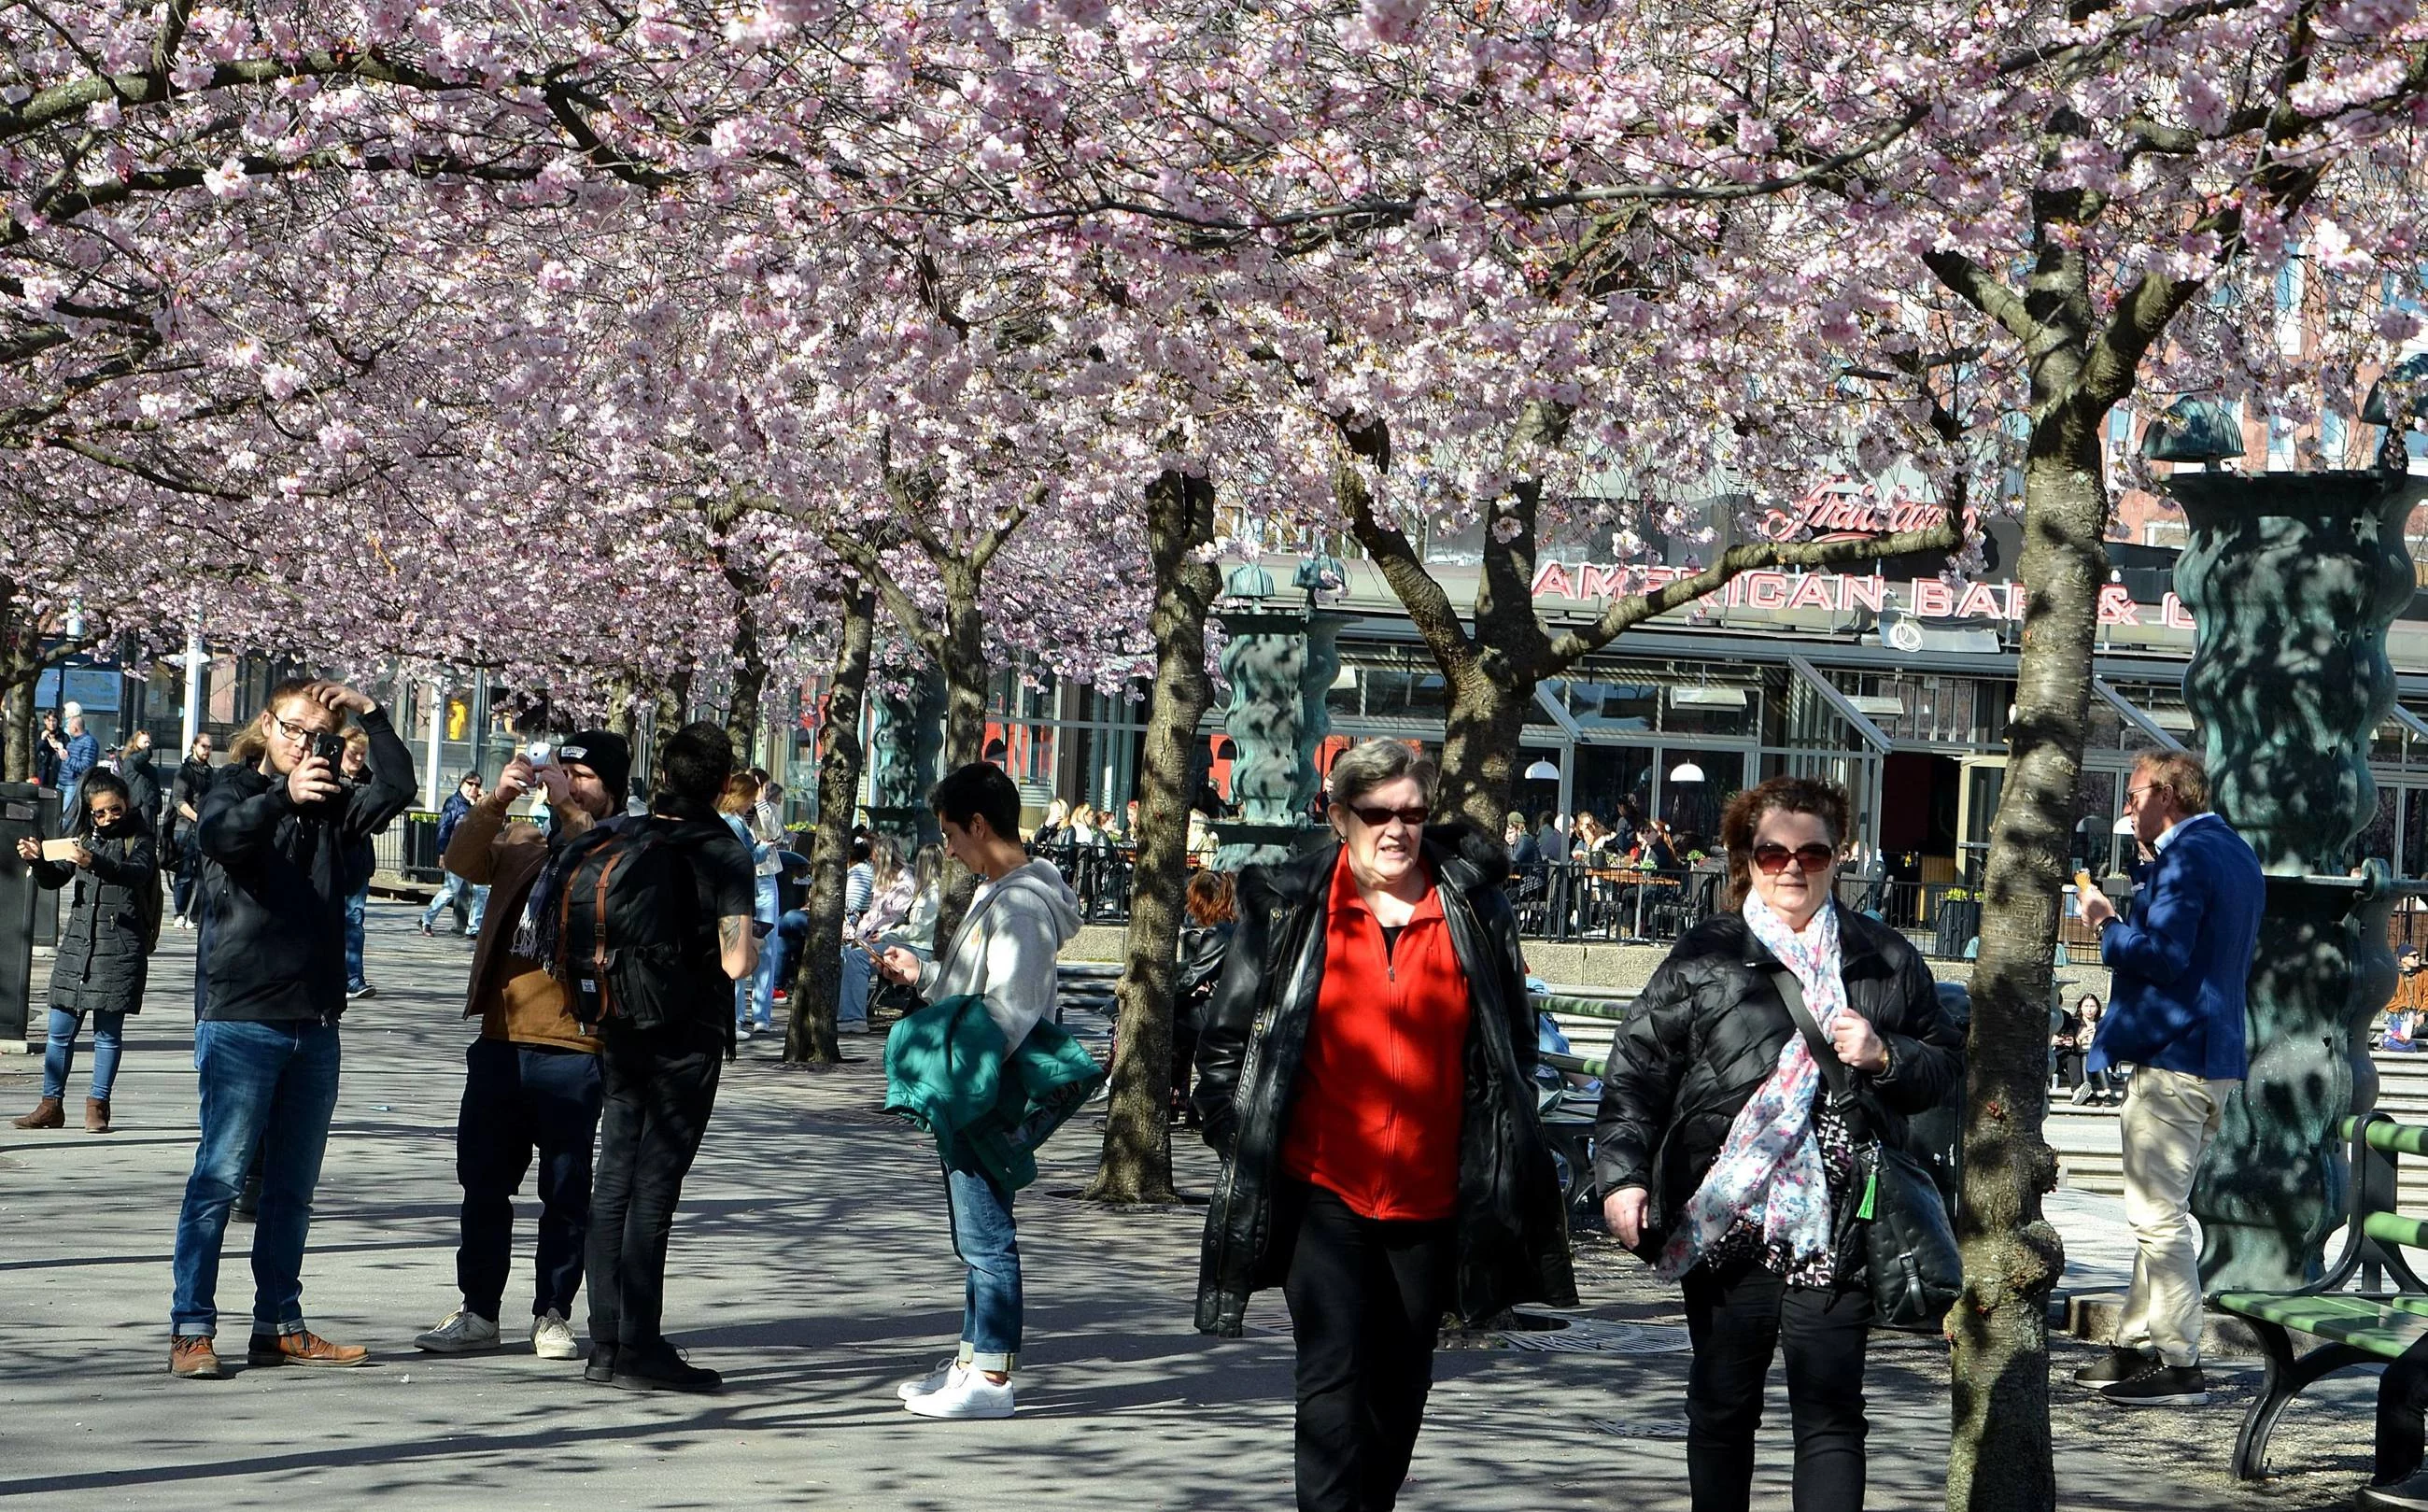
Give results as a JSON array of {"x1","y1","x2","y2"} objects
[
  {"x1": 33, "y1": 824, "x2": 156, "y2": 1018},
  {"x1": 197, "y1": 707, "x2": 415, "y2": 1024},
  {"x1": 170, "y1": 756, "x2": 214, "y2": 848},
  {"x1": 1174, "y1": 920, "x2": 1234, "y2": 1034},
  {"x1": 1192, "y1": 826, "x2": 1578, "y2": 1336},
  {"x1": 1592, "y1": 903, "x2": 1963, "y2": 1264},
  {"x1": 120, "y1": 748, "x2": 162, "y2": 835}
]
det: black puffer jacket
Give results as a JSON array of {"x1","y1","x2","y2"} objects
[
  {"x1": 1592, "y1": 903, "x2": 1963, "y2": 1265},
  {"x1": 33, "y1": 824, "x2": 157, "y2": 1018},
  {"x1": 1192, "y1": 825, "x2": 1577, "y2": 1336}
]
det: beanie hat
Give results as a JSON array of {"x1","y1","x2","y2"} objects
[{"x1": 557, "y1": 729, "x2": 632, "y2": 801}]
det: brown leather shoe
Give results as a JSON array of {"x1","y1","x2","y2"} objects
[
  {"x1": 83, "y1": 1097, "x2": 109, "y2": 1134},
  {"x1": 170, "y1": 1335, "x2": 225, "y2": 1379},
  {"x1": 247, "y1": 1330, "x2": 370, "y2": 1368},
  {"x1": 12, "y1": 1096, "x2": 64, "y2": 1129}
]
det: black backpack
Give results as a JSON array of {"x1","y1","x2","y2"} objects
[{"x1": 550, "y1": 819, "x2": 702, "y2": 1031}]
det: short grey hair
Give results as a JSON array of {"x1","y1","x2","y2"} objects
[{"x1": 1326, "y1": 739, "x2": 1439, "y2": 811}]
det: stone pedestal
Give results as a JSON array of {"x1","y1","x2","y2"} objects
[
  {"x1": 2171, "y1": 469, "x2": 2423, "y2": 1291},
  {"x1": 1211, "y1": 606, "x2": 1347, "y2": 869}
]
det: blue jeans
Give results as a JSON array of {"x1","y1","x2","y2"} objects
[
  {"x1": 767, "y1": 910, "x2": 811, "y2": 996},
  {"x1": 41, "y1": 1007, "x2": 125, "y2": 1100},
  {"x1": 420, "y1": 871, "x2": 488, "y2": 933},
  {"x1": 172, "y1": 831, "x2": 201, "y2": 918},
  {"x1": 169, "y1": 1020, "x2": 343, "y2": 1337},
  {"x1": 840, "y1": 942, "x2": 871, "y2": 1027},
  {"x1": 734, "y1": 876, "x2": 779, "y2": 1029},
  {"x1": 344, "y1": 883, "x2": 368, "y2": 990},
  {"x1": 943, "y1": 1151, "x2": 1021, "y2": 1371}
]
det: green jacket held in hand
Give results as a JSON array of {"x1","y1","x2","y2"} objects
[{"x1": 882, "y1": 993, "x2": 1106, "y2": 1193}]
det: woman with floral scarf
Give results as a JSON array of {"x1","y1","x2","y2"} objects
[{"x1": 1594, "y1": 775, "x2": 1963, "y2": 1512}]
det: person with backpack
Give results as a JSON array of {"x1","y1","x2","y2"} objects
[
  {"x1": 558, "y1": 721, "x2": 757, "y2": 1392},
  {"x1": 9, "y1": 770, "x2": 159, "y2": 1134},
  {"x1": 166, "y1": 678, "x2": 415, "y2": 1381},
  {"x1": 412, "y1": 731, "x2": 628, "y2": 1365},
  {"x1": 874, "y1": 762, "x2": 1087, "y2": 1421}
]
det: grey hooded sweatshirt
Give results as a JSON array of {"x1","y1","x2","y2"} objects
[{"x1": 915, "y1": 859, "x2": 1084, "y2": 1051}]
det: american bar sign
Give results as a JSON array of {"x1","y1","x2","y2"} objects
[{"x1": 1529, "y1": 559, "x2": 2195, "y2": 629}]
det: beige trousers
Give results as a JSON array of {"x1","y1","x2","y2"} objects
[{"x1": 2114, "y1": 1066, "x2": 2237, "y2": 1368}]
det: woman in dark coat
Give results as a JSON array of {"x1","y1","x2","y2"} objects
[
  {"x1": 1595, "y1": 774, "x2": 1961, "y2": 1512},
  {"x1": 1193, "y1": 739, "x2": 1574, "y2": 1512},
  {"x1": 10, "y1": 770, "x2": 157, "y2": 1134},
  {"x1": 1171, "y1": 868, "x2": 1236, "y2": 1126}
]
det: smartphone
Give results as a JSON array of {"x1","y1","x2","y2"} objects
[
  {"x1": 309, "y1": 731, "x2": 346, "y2": 767},
  {"x1": 38, "y1": 839, "x2": 79, "y2": 863}
]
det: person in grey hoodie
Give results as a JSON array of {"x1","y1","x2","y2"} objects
[{"x1": 876, "y1": 761, "x2": 1081, "y2": 1421}]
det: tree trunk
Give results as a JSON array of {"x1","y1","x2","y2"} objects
[
  {"x1": 1946, "y1": 445, "x2": 2103, "y2": 1512},
  {"x1": 928, "y1": 568, "x2": 991, "y2": 947},
  {"x1": 1086, "y1": 470, "x2": 1218, "y2": 1204},
  {"x1": 784, "y1": 579, "x2": 876, "y2": 1067},
  {"x1": 4, "y1": 677, "x2": 30, "y2": 784},
  {"x1": 725, "y1": 598, "x2": 769, "y2": 769},
  {"x1": 1436, "y1": 676, "x2": 1531, "y2": 838}
]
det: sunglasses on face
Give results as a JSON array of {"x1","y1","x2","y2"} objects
[
  {"x1": 1751, "y1": 842, "x2": 1838, "y2": 875},
  {"x1": 1348, "y1": 803, "x2": 1429, "y2": 829},
  {"x1": 88, "y1": 806, "x2": 126, "y2": 825}
]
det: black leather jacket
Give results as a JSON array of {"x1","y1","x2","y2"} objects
[
  {"x1": 1191, "y1": 825, "x2": 1577, "y2": 1335},
  {"x1": 1592, "y1": 903, "x2": 1963, "y2": 1264}
]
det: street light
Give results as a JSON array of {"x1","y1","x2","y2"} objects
[
  {"x1": 1523, "y1": 759, "x2": 1560, "y2": 782},
  {"x1": 1669, "y1": 761, "x2": 1706, "y2": 784}
]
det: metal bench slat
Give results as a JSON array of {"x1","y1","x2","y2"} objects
[
  {"x1": 2339, "y1": 1115, "x2": 2428, "y2": 1158},
  {"x1": 2363, "y1": 1211, "x2": 2428, "y2": 1251}
]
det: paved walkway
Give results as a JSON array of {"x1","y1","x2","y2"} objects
[{"x1": 0, "y1": 905, "x2": 2390, "y2": 1509}]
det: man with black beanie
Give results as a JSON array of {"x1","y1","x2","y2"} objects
[
  {"x1": 583, "y1": 721, "x2": 755, "y2": 1392},
  {"x1": 414, "y1": 730, "x2": 630, "y2": 1364}
]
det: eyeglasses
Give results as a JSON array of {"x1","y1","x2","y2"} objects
[
  {"x1": 2124, "y1": 784, "x2": 2162, "y2": 805},
  {"x1": 1348, "y1": 802, "x2": 1430, "y2": 828},
  {"x1": 1751, "y1": 842, "x2": 1839, "y2": 874},
  {"x1": 267, "y1": 713, "x2": 330, "y2": 745},
  {"x1": 87, "y1": 806, "x2": 126, "y2": 824}
]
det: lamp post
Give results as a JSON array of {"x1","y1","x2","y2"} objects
[{"x1": 2149, "y1": 399, "x2": 2427, "y2": 1290}]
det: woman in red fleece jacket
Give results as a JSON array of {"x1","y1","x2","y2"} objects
[{"x1": 1193, "y1": 739, "x2": 1573, "y2": 1512}]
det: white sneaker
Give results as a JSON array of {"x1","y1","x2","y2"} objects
[
  {"x1": 904, "y1": 1369, "x2": 1015, "y2": 1419},
  {"x1": 414, "y1": 1308, "x2": 501, "y2": 1353},
  {"x1": 896, "y1": 1358, "x2": 962, "y2": 1401},
  {"x1": 530, "y1": 1309, "x2": 580, "y2": 1361}
]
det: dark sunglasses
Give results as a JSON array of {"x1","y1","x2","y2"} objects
[
  {"x1": 1751, "y1": 842, "x2": 1838, "y2": 874},
  {"x1": 1348, "y1": 803, "x2": 1429, "y2": 828}
]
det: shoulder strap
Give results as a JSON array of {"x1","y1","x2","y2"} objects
[{"x1": 1769, "y1": 966, "x2": 1859, "y2": 1113}]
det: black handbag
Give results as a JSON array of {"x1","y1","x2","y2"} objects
[{"x1": 1770, "y1": 968, "x2": 1962, "y2": 1334}]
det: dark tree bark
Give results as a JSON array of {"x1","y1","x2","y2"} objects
[
  {"x1": 783, "y1": 577, "x2": 876, "y2": 1067},
  {"x1": 1085, "y1": 469, "x2": 1219, "y2": 1204},
  {"x1": 4, "y1": 679, "x2": 29, "y2": 784}
]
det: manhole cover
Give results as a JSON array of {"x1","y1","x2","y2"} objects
[
  {"x1": 1588, "y1": 1416, "x2": 1691, "y2": 1438},
  {"x1": 1495, "y1": 1319, "x2": 1691, "y2": 1354}
]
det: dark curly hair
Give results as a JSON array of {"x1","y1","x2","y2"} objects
[{"x1": 1719, "y1": 775, "x2": 1851, "y2": 909}]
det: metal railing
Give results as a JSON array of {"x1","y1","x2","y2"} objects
[{"x1": 1027, "y1": 841, "x2": 1136, "y2": 925}]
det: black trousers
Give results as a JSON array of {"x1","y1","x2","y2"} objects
[
  {"x1": 457, "y1": 1038, "x2": 605, "y2": 1322},
  {"x1": 586, "y1": 1019, "x2": 722, "y2": 1352},
  {"x1": 1681, "y1": 1259, "x2": 1872, "y2": 1512},
  {"x1": 1281, "y1": 1180, "x2": 1455, "y2": 1512}
]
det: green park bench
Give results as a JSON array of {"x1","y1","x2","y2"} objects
[{"x1": 2218, "y1": 1112, "x2": 2428, "y2": 1480}]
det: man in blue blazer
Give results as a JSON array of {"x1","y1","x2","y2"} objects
[{"x1": 2072, "y1": 750, "x2": 2264, "y2": 1408}]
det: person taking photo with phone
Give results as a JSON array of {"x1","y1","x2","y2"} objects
[
  {"x1": 10, "y1": 770, "x2": 158, "y2": 1134},
  {"x1": 166, "y1": 679, "x2": 415, "y2": 1381}
]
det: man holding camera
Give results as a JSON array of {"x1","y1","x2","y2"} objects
[
  {"x1": 167, "y1": 679, "x2": 415, "y2": 1380},
  {"x1": 413, "y1": 732, "x2": 628, "y2": 1364}
]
